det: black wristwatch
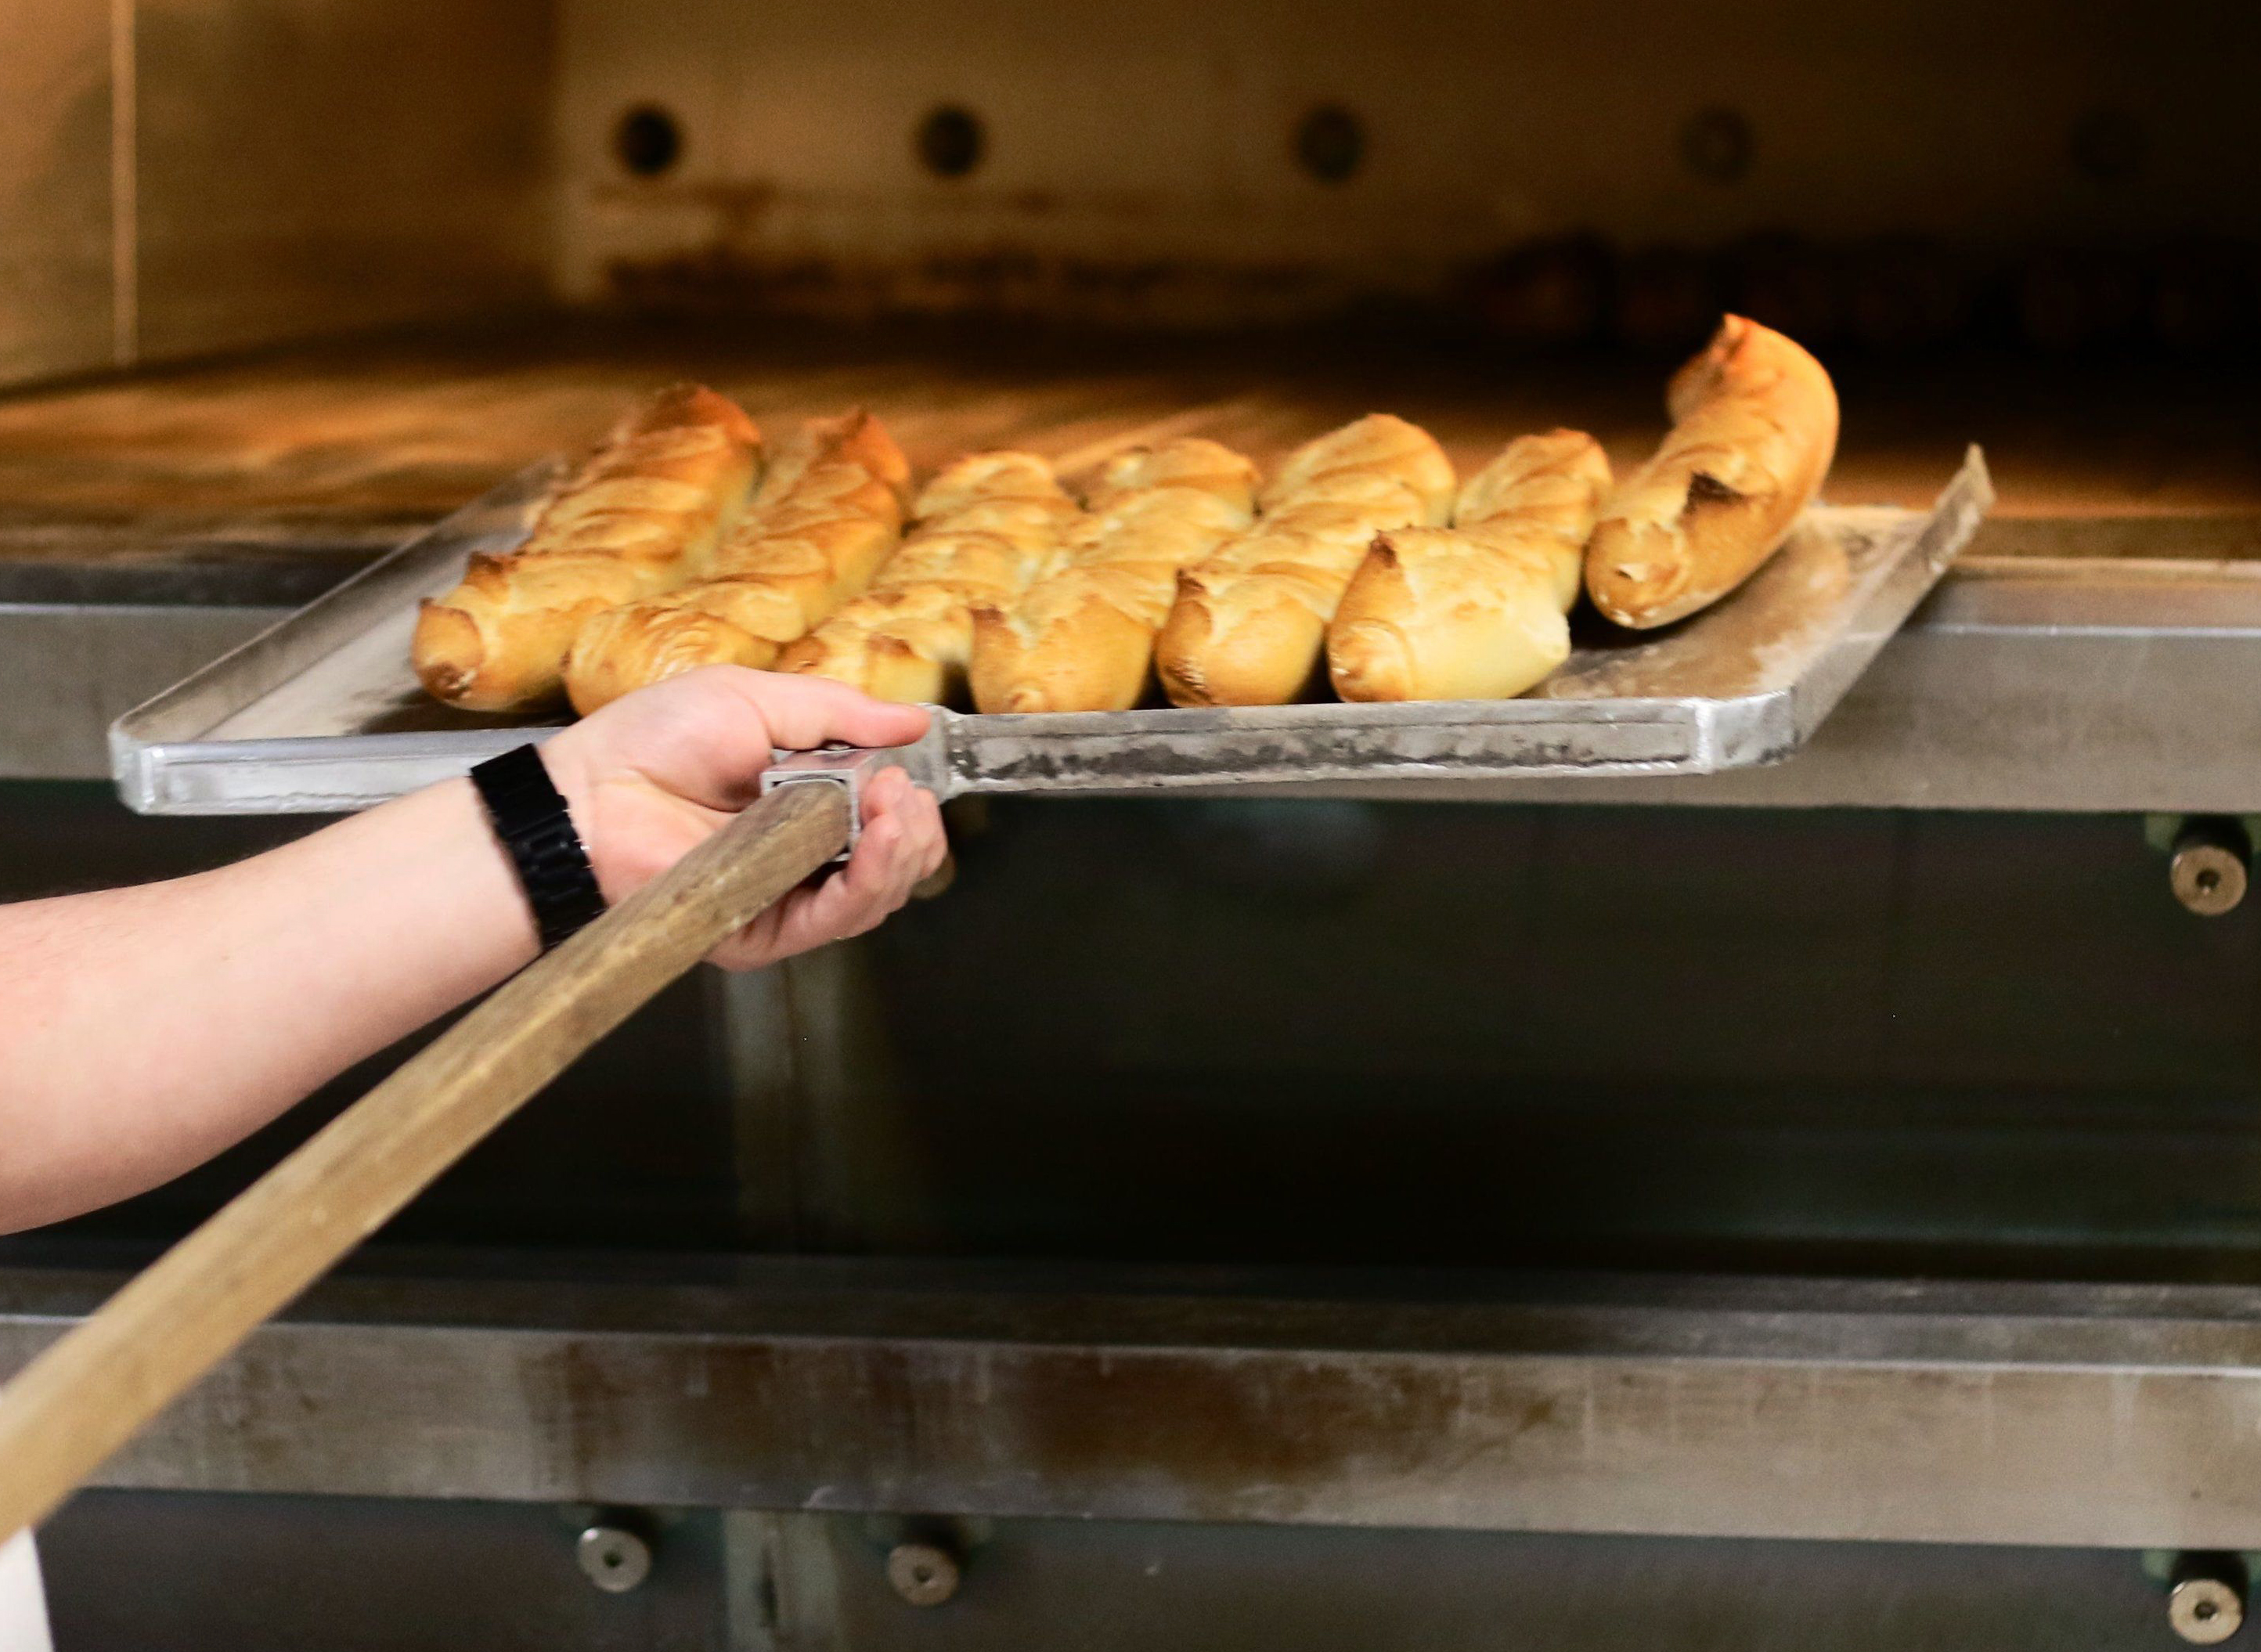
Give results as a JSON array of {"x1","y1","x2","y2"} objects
[{"x1": 470, "y1": 744, "x2": 607, "y2": 950}]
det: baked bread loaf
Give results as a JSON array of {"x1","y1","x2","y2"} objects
[
  {"x1": 1082, "y1": 437, "x2": 1261, "y2": 515},
  {"x1": 968, "y1": 438, "x2": 1259, "y2": 713},
  {"x1": 776, "y1": 451, "x2": 1077, "y2": 705},
  {"x1": 1328, "y1": 429, "x2": 1611, "y2": 702},
  {"x1": 560, "y1": 411, "x2": 909, "y2": 712},
  {"x1": 413, "y1": 384, "x2": 761, "y2": 711},
  {"x1": 1155, "y1": 414, "x2": 1455, "y2": 707},
  {"x1": 1257, "y1": 413, "x2": 1458, "y2": 519},
  {"x1": 1585, "y1": 315, "x2": 1838, "y2": 629}
]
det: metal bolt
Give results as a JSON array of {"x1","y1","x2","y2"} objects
[
  {"x1": 886, "y1": 1541, "x2": 961, "y2": 1607},
  {"x1": 2171, "y1": 1576, "x2": 2244, "y2": 1644},
  {"x1": 2170, "y1": 819, "x2": 2252, "y2": 917},
  {"x1": 577, "y1": 1525, "x2": 653, "y2": 1594}
]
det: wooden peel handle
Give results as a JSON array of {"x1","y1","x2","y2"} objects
[{"x1": 0, "y1": 779, "x2": 852, "y2": 1544}]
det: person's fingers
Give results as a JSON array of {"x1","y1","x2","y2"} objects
[
  {"x1": 870, "y1": 774, "x2": 940, "y2": 878},
  {"x1": 810, "y1": 808, "x2": 913, "y2": 934},
  {"x1": 708, "y1": 785, "x2": 931, "y2": 968},
  {"x1": 856, "y1": 771, "x2": 942, "y2": 891},
  {"x1": 550, "y1": 670, "x2": 931, "y2": 867},
  {"x1": 911, "y1": 788, "x2": 948, "y2": 878},
  {"x1": 739, "y1": 672, "x2": 932, "y2": 754},
  {"x1": 857, "y1": 767, "x2": 939, "y2": 849},
  {"x1": 708, "y1": 869, "x2": 872, "y2": 972},
  {"x1": 857, "y1": 763, "x2": 911, "y2": 826},
  {"x1": 631, "y1": 670, "x2": 929, "y2": 818},
  {"x1": 711, "y1": 826, "x2": 889, "y2": 968},
  {"x1": 707, "y1": 900, "x2": 790, "y2": 972},
  {"x1": 707, "y1": 853, "x2": 921, "y2": 970}
]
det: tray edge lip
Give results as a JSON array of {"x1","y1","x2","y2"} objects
[
  {"x1": 105, "y1": 449, "x2": 1994, "y2": 815},
  {"x1": 109, "y1": 460, "x2": 568, "y2": 812}
]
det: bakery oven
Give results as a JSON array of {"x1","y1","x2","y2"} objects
[{"x1": 5, "y1": 0, "x2": 2261, "y2": 1646}]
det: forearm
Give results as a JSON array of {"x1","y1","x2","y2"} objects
[
  {"x1": 0, "y1": 668, "x2": 944, "y2": 1235},
  {"x1": 0, "y1": 778, "x2": 536, "y2": 1232}
]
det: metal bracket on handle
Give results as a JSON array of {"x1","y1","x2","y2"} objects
[{"x1": 759, "y1": 734, "x2": 949, "y2": 860}]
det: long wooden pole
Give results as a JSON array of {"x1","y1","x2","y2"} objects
[{"x1": 0, "y1": 781, "x2": 851, "y2": 1543}]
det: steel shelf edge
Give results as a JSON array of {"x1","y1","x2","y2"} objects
[{"x1": 3, "y1": 1261, "x2": 2258, "y2": 1548}]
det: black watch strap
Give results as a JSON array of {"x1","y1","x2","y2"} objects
[{"x1": 470, "y1": 744, "x2": 607, "y2": 950}]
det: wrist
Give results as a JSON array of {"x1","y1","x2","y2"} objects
[
  {"x1": 434, "y1": 777, "x2": 545, "y2": 967},
  {"x1": 468, "y1": 744, "x2": 608, "y2": 950},
  {"x1": 531, "y1": 733, "x2": 593, "y2": 835},
  {"x1": 527, "y1": 730, "x2": 617, "y2": 900}
]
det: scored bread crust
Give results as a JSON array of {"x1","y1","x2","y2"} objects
[
  {"x1": 1585, "y1": 315, "x2": 1839, "y2": 629},
  {"x1": 1080, "y1": 437, "x2": 1261, "y2": 515},
  {"x1": 560, "y1": 411, "x2": 909, "y2": 713},
  {"x1": 1328, "y1": 429, "x2": 1612, "y2": 702},
  {"x1": 1256, "y1": 413, "x2": 1457, "y2": 518},
  {"x1": 412, "y1": 383, "x2": 761, "y2": 711},
  {"x1": 1155, "y1": 414, "x2": 1455, "y2": 708},
  {"x1": 775, "y1": 452, "x2": 1079, "y2": 705},
  {"x1": 968, "y1": 438, "x2": 1259, "y2": 714}
]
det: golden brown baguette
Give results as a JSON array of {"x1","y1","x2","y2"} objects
[
  {"x1": 1585, "y1": 315, "x2": 1838, "y2": 629},
  {"x1": 968, "y1": 438, "x2": 1260, "y2": 714},
  {"x1": 560, "y1": 412, "x2": 909, "y2": 713},
  {"x1": 1082, "y1": 436, "x2": 1262, "y2": 515},
  {"x1": 1328, "y1": 430, "x2": 1612, "y2": 702},
  {"x1": 776, "y1": 452, "x2": 1078, "y2": 705},
  {"x1": 1257, "y1": 413, "x2": 1458, "y2": 520},
  {"x1": 1448, "y1": 432, "x2": 1610, "y2": 613},
  {"x1": 1155, "y1": 415, "x2": 1454, "y2": 708},
  {"x1": 413, "y1": 384, "x2": 761, "y2": 711}
]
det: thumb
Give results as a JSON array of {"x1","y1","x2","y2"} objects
[{"x1": 737, "y1": 672, "x2": 932, "y2": 752}]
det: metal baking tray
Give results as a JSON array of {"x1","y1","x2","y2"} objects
[{"x1": 111, "y1": 447, "x2": 1992, "y2": 814}]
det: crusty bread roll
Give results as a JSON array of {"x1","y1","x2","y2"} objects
[
  {"x1": 1155, "y1": 414, "x2": 1454, "y2": 707},
  {"x1": 1448, "y1": 432, "x2": 1610, "y2": 614},
  {"x1": 1585, "y1": 315, "x2": 1838, "y2": 629},
  {"x1": 560, "y1": 411, "x2": 908, "y2": 712},
  {"x1": 1082, "y1": 436, "x2": 1262, "y2": 515},
  {"x1": 1257, "y1": 413, "x2": 1458, "y2": 521},
  {"x1": 1329, "y1": 429, "x2": 1611, "y2": 702},
  {"x1": 968, "y1": 438, "x2": 1259, "y2": 714},
  {"x1": 776, "y1": 451, "x2": 1077, "y2": 705},
  {"x1": 413, "y1": 384, "x2": 761, "y2": 711}
]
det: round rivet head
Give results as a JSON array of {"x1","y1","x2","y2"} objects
[
  {"x1": 613, "y1": 106, "x2": 682, "y2": 178},
  {"x1": 2172, "y1": 842, "x2": 2248, "y2": 917},
  {"x1": 916, "y1": 106, "x2": 985, "y2": 179},
  {"x1": 577, "y1": 1525, "x2": 653, "y2": 1594},
  {"x1": 2170, "y1": 1577, "x2": 2244, "y2": 1645},
  {"x1": 887, "y1": 1542, "x2": 961, "y2": 1607},
  {"x1": 1293, "y1": 104, "x2": 1364, "y2": 185}
]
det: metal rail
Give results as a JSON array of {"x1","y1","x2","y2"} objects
[{"x1": 7, "y1": 1259, "x2": 2261, "y2": 1548}]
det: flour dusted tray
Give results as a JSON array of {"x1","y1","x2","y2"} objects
[{"x1": 110, "y1": 448, "x2": 1992, "y2": 814}]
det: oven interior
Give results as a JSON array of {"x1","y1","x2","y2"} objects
[{"x1": 5, "y1": 1, "x2": 2261, "y2": 1647}]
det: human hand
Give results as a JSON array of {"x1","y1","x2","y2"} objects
[{"x1": 536, "y1": 666, "x2": 947, "y2": 969}]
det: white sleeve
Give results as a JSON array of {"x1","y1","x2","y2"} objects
[{"x1": 0, "y1": 1531, "x2": 52, "y2": 1652}]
